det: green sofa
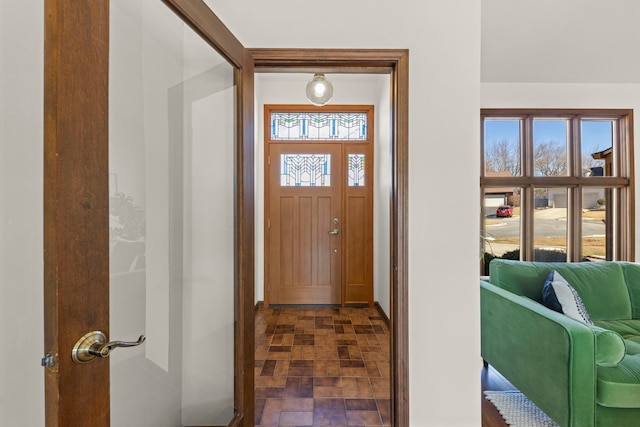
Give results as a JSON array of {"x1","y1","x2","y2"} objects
[{"x1": 481, "y1": 259, "x2": 640, "y2": 427}]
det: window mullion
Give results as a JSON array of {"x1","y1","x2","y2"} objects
[
  {"x1": 522, "y1": 117, "x2": 534, "y2": 260},
  {"x1": 609, "y1": 187, "x2": 617, "y2": 260},
  {"x1": 522, "y1": 116, "x2": 534, "y2": 178},
  {"x1": 614, "y1": 118, "x2": 621, "y2": 178},
  {"x1": 521, "y1": 186, "x2": 534, "y2": 261},
  {"x1": 569, "y1": 117, "x2": 581, "y2": 178},
  {"x1": 617, "y1": 116, "x2": 633, "y2": 260},
  {"x1": 480, "y1": 117, "x2": 486, "y2": 177},
  {"x1": 567, "y1": 117, "x2": 581, "y2": 262},
  {"x1": 567, "y1": 187, "x2": 581, "y2": 262}
]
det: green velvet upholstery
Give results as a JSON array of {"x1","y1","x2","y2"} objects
[
  {"x1": 591, "y1": 326, "x2": 626, "y2": 367},
  {"x1": 489, "y1": 260, "x2": 632, "y2": 320},
  {"x1": 482, "y1": 260, "x2": 640, "y2": 427},
  {"x1": 620, "y1": 263, "x2": 640, "y2": 318}
]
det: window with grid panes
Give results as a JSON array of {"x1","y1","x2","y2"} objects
[{"x1": 480, "y1": 109, "x2": 634, "y2": 274}]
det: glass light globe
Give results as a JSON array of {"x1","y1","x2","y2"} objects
[{"x1": 306, "y1": 73, "x2": 333, "y2": 106}]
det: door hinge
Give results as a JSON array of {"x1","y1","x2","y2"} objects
[
  {"x1": 267, "y1": 219, "x2": 271, "y2": 229},
  {"x1": 268, "y1": 155, "x2": 271, "y2": 165},
  {"x1": 268, "y1": 283, "x2": 271, "y2": 293}
]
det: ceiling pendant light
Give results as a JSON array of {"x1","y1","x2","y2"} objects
[{"x1": 305, "y1": 73, "x2": 333, "y2": 106}]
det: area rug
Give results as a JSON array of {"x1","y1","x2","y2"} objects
[{"x1": 484, "y1": 390, "x2": 559, "y2": 426}]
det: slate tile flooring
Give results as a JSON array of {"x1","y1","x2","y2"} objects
[{"x1": 255, "y1": 307, "x2": 391, "y2": 426}]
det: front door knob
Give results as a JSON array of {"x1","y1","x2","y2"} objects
[
  {"x1": 328, "y1": 228, "x2": 339, "y2": 235},
  {"x1": 72, "y1": 331, "x2": 145, "y2": 364}
]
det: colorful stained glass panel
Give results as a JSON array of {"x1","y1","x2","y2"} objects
[
  {"x1": 348, "y1": 154, "x2": 365, "y2": 186},
  {"x1": 271, "y1": 112, "x2": 367, "y2": 141},
  {"x1": 280, "y1": 154, "x2": 331, "y2": 187}
]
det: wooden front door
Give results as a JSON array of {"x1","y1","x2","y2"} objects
[
  {"x1": 269, "y1": 143, "x2": 343, "y2": 304},
  {"x1": 265, "y1": 105, "x2": 373, "y2": 307}
]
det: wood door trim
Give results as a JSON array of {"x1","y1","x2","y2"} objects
[
  {"x1": 161, "y1": 0, "x2": 245, "y2": 68},
  {"x1": 392, "y1": 50, "x2": 410, "y2": 427},
  {"x1": 236, "y1": 49, "x2": 255, "y2": 427},
  {"x1": 252, "y1": 49, "x2": 409, "y2": 427},
  {"x1": 248, "y1": 48, "x2": 407, "y2": 71}
]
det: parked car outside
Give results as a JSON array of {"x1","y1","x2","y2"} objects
[{"x1": 496, "y1": 205, "x2": 513, "y2": 218}]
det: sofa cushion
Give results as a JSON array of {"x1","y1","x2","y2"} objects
[
  {"x1": 594, "y1": 319, "x2": 640, "y2": 339},
  {"x1": 591, "y1": 320, "x2": 640, "y2": 407},
  {"x1": 490, "y1": 260, "x2": 632, "y2": 321},
  {"x1": 555, "y1": 263, "x2": 631, "y2": 321},
  {"x1": 619, "y1": 263, "x2": 640, "y2": 319},
  {"x1": 597, "y1": 353, "x2": 640, "y2": 408},
  {"x1": 542, "y1": 270, "x2": 593, "y2": 324},
  {"x1": 489, "y1": 260, "x2": 555, "y2": 302}
]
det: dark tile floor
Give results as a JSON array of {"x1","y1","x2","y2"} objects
[{"x1": 255, "y1": 307, "x2": 391, "y2": 426}]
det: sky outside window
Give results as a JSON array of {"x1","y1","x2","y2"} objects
[
  {"x1": 533, "y1": 119, "x2": 568, "y2": 176},
  {"x1": 484, "y1": 118, "x2": 614, "y2": 176},
  {"x1": 484, "y1": 119, "x2": 520, "y2": 176},
  {"x1": 581, "y1": 120, "x2": 612, "y2": 175},
  {"x1": 582, "y1": 120, "x2": 613, "y2": 152}
]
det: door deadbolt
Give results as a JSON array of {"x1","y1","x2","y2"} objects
[{"x1": 72, "y1": 331, "x2": 145, "y2": 364}]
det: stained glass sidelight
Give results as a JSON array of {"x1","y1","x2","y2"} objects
[
  {"x1": 280, "y1": 154, "x2": 331, "y2": 187},
  {"x1": 271, "y1": 112, "x2": 367, "y2": 140},
  {"x1": 348, "y1": 154, "x2": 365, "y2": 186}
]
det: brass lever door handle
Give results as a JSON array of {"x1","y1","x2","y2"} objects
[
  {"x1": 328, "y1": 229, "x2": 339, "y2": 235},
  {"x1": 72, "y1": 331, "x2": 145, "y2": 364}
]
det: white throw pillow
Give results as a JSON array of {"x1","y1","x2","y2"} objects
[{"x1": 542, "y1": 270, "x2": 593, "y2": 325}]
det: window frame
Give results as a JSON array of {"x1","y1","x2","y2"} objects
[{"x1": 480, "y1": 109, "x2": 635, "y2": 263}]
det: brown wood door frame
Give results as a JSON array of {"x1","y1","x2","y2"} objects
[
  {"x1": 251, "y1": 49, "x2": 409, "y2": 427},
  {"x1": 43, "y1": 0, "x2": 254, "y2": 426},
  {"x1": 264, "y1": 104, "x2": 375, "y2": 307}
]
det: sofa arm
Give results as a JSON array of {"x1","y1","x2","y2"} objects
[
  {"x1": 481, "y1": 280, "x2": 596, "y2": 427},
  {"x1": 589, "y1": 326, "x2": 626, "y2": 367}
]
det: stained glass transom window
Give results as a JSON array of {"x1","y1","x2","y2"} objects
[
  {"x1": 280, "y1": 154, "x2": 331, "y2": 187},
  {"x1": 348, "y1": 154, "x2": 365, "y2": 187},
  {"x1": 271, "y1": 112, "x2": 367, "y2": 141}
]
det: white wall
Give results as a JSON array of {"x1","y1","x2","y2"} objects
[
  {"x1": 254, "y1": 73, "x2": 392, "y2": 315},
  {"x1": 481, "y1": 0, "x2": 640, "y2": 84},
  {"x1": 1, "y1": 1, "x2": 482, "y2": 427},
  {"x1": 182, "y1": 82, "x2": 236, "y2": 426},
  {"x1": 375, "y1": 76, "x2": 392, "y2": 316},
  {"x1": 482, "y1": 83, "x2": 640, "y2": 257},
  {"x1": 1, "y1": 1, "x2": 45, "y2": 425}
]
